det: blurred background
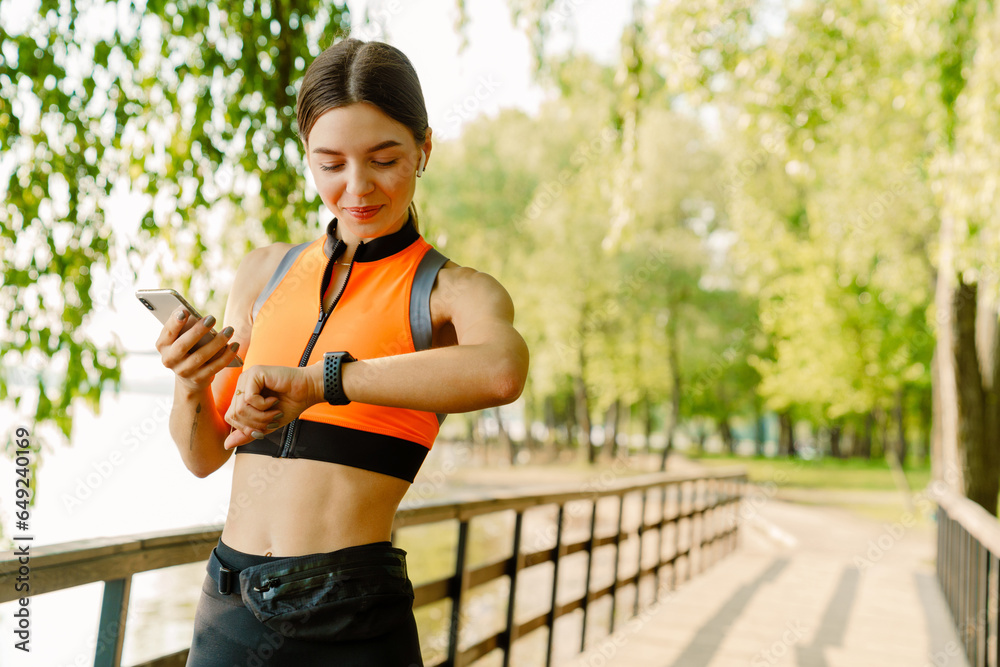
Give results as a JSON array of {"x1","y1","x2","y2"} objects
[{"x1": 1, "y1": 0, "x2": 996, "y2": 665}]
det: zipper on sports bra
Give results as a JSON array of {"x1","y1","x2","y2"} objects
[{"x1": 277, "y1": 239, "x2": 366, "y2": 458}]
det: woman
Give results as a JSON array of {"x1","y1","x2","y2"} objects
[{"x1": 156, "y1": 38, "x2": 529, "y2": 666}]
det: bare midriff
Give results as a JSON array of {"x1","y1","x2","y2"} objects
[{"x1": 219, "y1": 453, "x2": 410, "y2": 557}]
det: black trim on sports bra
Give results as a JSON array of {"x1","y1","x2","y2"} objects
[
  {"x1": 323, "y1": 215, "x2": 420, "y2": 262},
  {"x1": 236, "y1": 420, "x2": 430, "y2": 483}
]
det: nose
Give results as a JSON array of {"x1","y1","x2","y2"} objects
[{"x1": 345, "y1": 164, "x2": 375, "y2": 197}]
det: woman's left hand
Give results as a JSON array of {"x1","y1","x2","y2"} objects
[{"x1": 223, "y1": 365, "x2": 319, "y2": 450}]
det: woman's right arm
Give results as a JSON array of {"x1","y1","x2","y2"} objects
[{"x1": 156, "y1": 246, "x2": 281, "y2": 477}]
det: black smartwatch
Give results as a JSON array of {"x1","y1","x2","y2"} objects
[{"x1": 323, "y1": 351, "x2": 356, "y2": 405}]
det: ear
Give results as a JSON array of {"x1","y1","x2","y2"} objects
[{"x1": 420, "y1": 128, "x2": 433, "y2": 171}]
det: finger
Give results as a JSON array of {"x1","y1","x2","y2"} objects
[
  {"x1": 155, "y1": 307, "x2": 192, "y2": 351},
  {"x1": 161, "y1": 314, "x2": 217, "y2": 369},
  {"x1": 224, "y1": 429, "x2": 254, "y2": 450},
  {"x1": 229, "y1": 403, "x2": 278, "y2": 432},
  {"x1": 203, "y1": 340, "x2": 242, "y2": 376},
  {"x1": 171, "y1": 321, "x2": 235, "y2": 375},
  {"x1": 246, "y1": 394, "x2": 279, "y2": 411},
  {"x1": 173, "y1": 315, "x2": 221, "y2": 359}
]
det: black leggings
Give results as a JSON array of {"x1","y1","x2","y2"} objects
[{"x1": 185, "y1": 537, "x2": 424, "y2": 667}]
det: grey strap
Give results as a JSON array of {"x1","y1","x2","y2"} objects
[
  {"x1": 409, "y1": 247, "x2": 449, "y2": 351},
  {"x1": 409, "y1": 247, "x2": 450, "y2": 426},
  {"x1": 252, "y1": 243, "x2": 309, "y2": 322}
]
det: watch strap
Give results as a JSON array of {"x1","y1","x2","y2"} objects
[{"x1": 323, "y1": 351, "x2": 356, "y2": 405}]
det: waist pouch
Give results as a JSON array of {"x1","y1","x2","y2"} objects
[{"x1": 237, "y1": 542, "x2": 415, "y2": 642}]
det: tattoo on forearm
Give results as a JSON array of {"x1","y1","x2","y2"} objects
[{"x1": 189, "y1": 403, "x2": 201, "y2": 450}]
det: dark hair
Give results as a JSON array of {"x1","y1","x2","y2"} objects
[{"x1": 297, "y1": 38, "x2": 428, "y2": 231}]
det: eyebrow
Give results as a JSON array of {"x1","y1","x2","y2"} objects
[{"x1": 312, "y1": 140, "x2": 403, "y2": 156}]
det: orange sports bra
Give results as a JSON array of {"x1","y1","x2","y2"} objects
[{"x1": 233, "y1": 216, "x2": 449, "y2": 482}]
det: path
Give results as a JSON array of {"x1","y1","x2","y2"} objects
[{"x1": 563, "y1": 493, "x2": 965, "y2": 667}]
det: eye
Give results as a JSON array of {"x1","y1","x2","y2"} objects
[
  {"x1": 374, "y1": 159, "x2": 398, "y2": 167},
  {"x1": 319, "y1": 164, "x2": 344, "y2": 172}
]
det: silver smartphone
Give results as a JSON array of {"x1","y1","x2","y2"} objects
[{"x1": 136, "y1": 288, "x2": 242, "y2": 367}]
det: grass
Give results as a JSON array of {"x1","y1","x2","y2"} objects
[{"x1": 688, "y1": 452, "x2": 933, "y2": 493}]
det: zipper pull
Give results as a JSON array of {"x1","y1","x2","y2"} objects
[{"x1": 253, "y1": 577, "x2": 280, "y2": 592}]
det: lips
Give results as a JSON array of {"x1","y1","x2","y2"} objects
[{"x1": 344, "y1": 205, "x2": 382, "y2": 220}]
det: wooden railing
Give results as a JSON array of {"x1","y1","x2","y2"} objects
[
  {"x1": 935, "y1": 487, "x2": 1000, "y2": 667},
  {"x1": 0, "y1": 467, "x2": 747, "y2": 667}
]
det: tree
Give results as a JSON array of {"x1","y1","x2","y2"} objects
[{"x1": 1, "y1": 1, "x2": 351, "y2": 468}]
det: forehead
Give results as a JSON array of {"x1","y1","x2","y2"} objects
[{"x1": 307, "y1": 102, "x2": 413, "y2": 150}]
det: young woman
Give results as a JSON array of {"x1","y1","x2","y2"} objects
[{"x1": 155, "y1": 38, "x2": 529, "y2": 666}]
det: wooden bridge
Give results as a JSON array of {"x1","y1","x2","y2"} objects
[{"x1": 0, "y1": 468, "x2": 982, "y2": 667}]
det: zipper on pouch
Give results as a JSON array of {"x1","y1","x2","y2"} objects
[
  {"x1": 253, "y1": 560, "x2": 402, "y2": 592},
  {"x1": 278, "y1": 239, "x2": 364, "y2": 458}
]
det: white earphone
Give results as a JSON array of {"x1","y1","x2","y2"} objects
[{"x1": 416, "y1": 151, "x2": 426, "y2": 177}]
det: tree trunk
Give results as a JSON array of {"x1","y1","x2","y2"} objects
[
  {"x1": 933, "y1": 210, "x2": 963, "y2": 491},
  {"x1": 471, "y1": 411, "x2": 486, "y2": 463},
  {"x1": 604, "y1": 399, "x2": 620, "y2": 460},
  {"x1": 857, "y1": 412, "x2": 873, "y2": 459},
  {"x1": 754, "y1": 403, "x2": 766, "y2": 456},
  {"x1": 574, "y1": 374, "x2": 594, "y2": 464},
  {"x1": 918, "y1": 386, "x2": 932, "y2": 467},
  {"x1": 643, "y1": 392, "x2": 653, "y2": 455},
  {"x1": 829, "y1": 421, "x2": 843, "y2": 458},
  {"x1": 619, "y1": 400, "x2": 631, "y2": 459},
  {"x1": 522, "y1": 377, "x2": 537, "y2": 455},
  {"x1": 719, "y1": 416, "x2": 735, "y2": 455},
  {"x1": 953, "y1": 280, "x2": 1000, "y2": 514},
  {"x1": 543, "y1": 395, "x2": 558, "y2": 459},
  {"x1": 778, "y1": 411, "x2": 794, "y2": 458},
  {"x1": 893, "y1": 388, "x2": 907, "y2": 466},
  {"x1": 564, "y1": 391, "x2": 577, "y2": 456},
  {"x1": 495, "y1": 407, "x2": 514, "y2": 464},
  {"x1": 875, "y1": 407, "x2": 887, "y2": 460},
  {"x1": 660, "y1": 305, "x2": 682, "y2": 471}
]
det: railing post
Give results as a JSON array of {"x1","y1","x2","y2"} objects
[
  {"x1": 501, "y1": 511, "x2": 524, "y2": 667},
  {"x1": 673, "y1": 483, "x2": 683, "y2": 588},
  {"x1": 448, "y1": 519, "x2": 470, "y2": 667},
  {"x1": 94, "y1": 576, "x2": 131, "y2": 667},
  {"x1": 994, "y1": 552, "x2": 999, "y2": 667},
  {"x1": 580, "y1": 498, "x2": 598, "y2": 652},
  {"x1": 655, "y1": 484, "x2": 667, "y2": 597},
  {"x1": 635, "y1": 489, "x2": 647, "y2": 616},
  {"x1": 545, "y1": 505, "x2": 565, "y2": 667},
  {"x1": 975, "y1": 540, "x2": 990, "y2": 667},
  {"x1": 609, "y1": 491, "x2": 625, "y2": 632},
  {"x1": 706, "y1": 478, "x2": 716, "y2": 569}
]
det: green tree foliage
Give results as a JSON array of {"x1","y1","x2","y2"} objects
[
  {"x1": 651, "y1": 0, "x2": 938, "y2": 461},
  {"x1": 1, "y1": 1, "x2": 350, "y2": 457}
]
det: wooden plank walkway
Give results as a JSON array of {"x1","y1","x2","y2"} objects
[{"x1": 563, "y1": 492, "x2": 965, "y2": 667}]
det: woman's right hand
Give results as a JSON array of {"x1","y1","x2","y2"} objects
[{"x1": 155, "y1": 307, "x2": 242, "y2": 392}]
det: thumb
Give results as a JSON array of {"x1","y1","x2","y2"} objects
[{"x1": 224, "y1": 429, "x2": 255, "y2": 450}]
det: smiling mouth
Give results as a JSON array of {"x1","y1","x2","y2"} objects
[{"x1": 344, "y1": 206, "x2": 382, "y2": 218}]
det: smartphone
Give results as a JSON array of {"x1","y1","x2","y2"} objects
[{"x1": 136, "y1": 289, "x2": 242, "y2": 367}]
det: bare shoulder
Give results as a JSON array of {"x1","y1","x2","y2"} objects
[{"x1": 431, "y1": 261, "x2": 515, "y2": 322}]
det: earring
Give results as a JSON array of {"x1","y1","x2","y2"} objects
[{"x1": 416, "y1": 152, "x2": 426, "y2": 177}]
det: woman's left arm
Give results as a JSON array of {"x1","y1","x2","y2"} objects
[
  {"x1": 223, "y1": 268, "x2": 528, "y2": 449},
  {"x1": 343, "y1": 267, "x2": 529, "y2": 410}
]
